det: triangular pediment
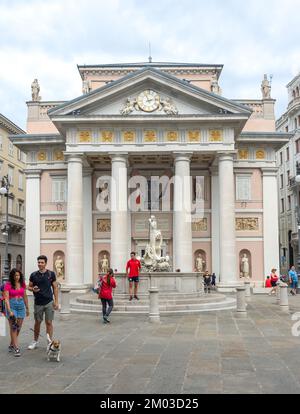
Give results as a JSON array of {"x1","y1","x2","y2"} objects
[{"x1": 49, "y1": 67, "x2": 251, "y2": 119}]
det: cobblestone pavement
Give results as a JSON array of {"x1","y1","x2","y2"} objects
[{"x1": 1, "y1": 294, "x2": 300, "y2": 394}]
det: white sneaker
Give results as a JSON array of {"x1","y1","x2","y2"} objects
[{"x1": 28, "y1": 340, "x2": 38, "y2": 350}]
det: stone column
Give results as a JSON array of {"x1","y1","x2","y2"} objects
[
  {"x1": 66, "y1": 154, "x2": 85, "y2": 289},
  {"x1": 24, "y1": 169, "x2": 41, "y2": 280},
  {"x1": 211, "y1": 167, "x2": 220, "y2": 279},
  {"x1": 83, "y1": 169, "x2": 93, "y2": 286},
  {"x1": 262, "y1": 168, "x2": 280, "y2": 277},
  {"x1": 149, "y1": 285, "x2": 160, "y2": 323},
  {"x1": 173, "y1": 153, "x2": 193, "y2": 272},
  {"x1": 218, "y1": 153, "x2": 237, "y2": 291},
  {"x1": 110, "y1": 154, "x2": 128, "y2": 272}
]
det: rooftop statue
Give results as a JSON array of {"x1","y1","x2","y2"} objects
[{"x1": 31, "y1": 78, "x2": 41, "y2": 101}]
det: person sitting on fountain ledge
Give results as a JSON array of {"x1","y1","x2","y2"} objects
[{"x1": 126, "y1": 252, "x2": 141, "y2": 301}]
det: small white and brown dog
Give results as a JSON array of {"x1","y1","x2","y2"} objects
[{"x1": 46, "y1": 334, "x2": 61, "y2": 362}]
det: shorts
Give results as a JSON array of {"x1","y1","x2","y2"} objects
[
  {"x1": 128, "y1": 277, "x2": 139, "y2": 283},
  {"x1": 6, "y1": 298, "x2": 25, "y2": 319},
  {"x1": 291, "y1": 281, "x2": 298, "y2": 289},
  {"x1": 271, "y1": 281, "x2": 277, "y2": 287},
  {"x1": 34, "y1": 301, "x2": 54, "y2": 322}
]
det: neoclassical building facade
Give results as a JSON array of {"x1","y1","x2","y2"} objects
[{"x1": 11, "y1": 62, "x2": 289, "y2": 289}]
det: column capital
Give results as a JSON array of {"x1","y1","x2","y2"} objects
[
  {"x1": 217, "y1": 151, "x2": 237, "y2": 162},
  {"x1": 109, "y1": 152, "x2": 129, "y2": 165},
  {"x1": 64, "y1": 152, "x2": 84, "y2": 163},
  {"x1": 173, "y1": 152, "x2": 193, "y2": 163},
  {"x1": 261, "y1": 167, "x2": 278, "y2": 177},
  {"x1": 24, "y1": 169, "x2": 42, "y2": 178}
]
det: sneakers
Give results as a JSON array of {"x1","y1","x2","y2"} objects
[
  {"x1": 103, "y1": 315, "x2": 110, "y2": 323},
  {"x1": 8, "y1": 345, "x2": 14, "y2": 353},
  {"x1": 129, "y1": 296, "x2": 133, "y2": 301},
  {"x1": 14, "y1": 348, "x2": 21, "y2": 357},
  {"x1": 134, "y1": 295, "x2": 139, "y2": 300},
  {"x1": 28, "y1": 340, "x2": 38, "y2": 350}
]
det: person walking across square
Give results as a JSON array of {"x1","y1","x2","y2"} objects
[
  {"x1": 126, "y1": 252, "x2": 141, "y2": 301},
  {"x1": 99, "y1": 268, "x2": 116, "y2": 324},
  {"x1": 289, "y1": 266, "x2": 298, "y2": 296}
]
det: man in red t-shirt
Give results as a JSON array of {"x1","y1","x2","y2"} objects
[{"x1": 126, "y1": 252, "x2": 141, "y2": 301}]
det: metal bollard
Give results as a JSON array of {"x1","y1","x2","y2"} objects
[
  {"x1": 244, "y1": 280, "x2": 251, "y2": 301},
  {"x1": 60, "y1": 286, "x2": 71, "y2": 320},
  {"x1": 149, "y1": 287, "x2": 160, "y2": 324},
  {"x1": 236, "y1": 286, "x2": 247, "y2": 317},
  {"x1": 279, "y1": 283, "x2": 289, "y2": 313}
]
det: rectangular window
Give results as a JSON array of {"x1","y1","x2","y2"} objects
[
  {"x1": 236, "y1": 175, "x2": 251, "y2": 201},
  {"x1": 18, "y1": 171, "x2": 23, "y2": 190},
  {"x1": 8, "y1": 198, "x2": 13, "y2": 215},
  {"x1": 8, "y1": 142, "x2": 14, "y2": 157},
  {"x1": 0, "y1": 134, "x2": 2, "y2": 150},
  {"x1": 280, "y1": 174, "x2": 284, "y2": 188},
  {"x1": 8, "y1": 166, "x2": 14, "y2": 185},
  {"x1": 286, "y1": 147, "x2": 290, "y2": 161},
  {"x1": 286, "y1": 126, "x2": 289, "y2": 132},
  {"x1": 280, "y1": 152, "x2": 283, "y2": 164},
  {"x1": 287, "y1": 170, "x2": 290, "y2": 186},
  {"x1": 296, "y1": 139, "x2": 300, "y2": 154},
  {"x1": 281, "y1": 198, "x2": 285, "y2": 213},
  {"x1": 288, "y1": 195, "x2": 291, "y2": 210},
  {"x1": 52, "y1": 178, "x2": 67, "y2": 202}
]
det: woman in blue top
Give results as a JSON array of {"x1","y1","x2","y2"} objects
[{"x1": 289, "y1": 266, "x2": 298, "y2": 296}]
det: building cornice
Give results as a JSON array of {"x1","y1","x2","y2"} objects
[{"x1": 0, "y1": 114, "x2": 25, "y2": 135}]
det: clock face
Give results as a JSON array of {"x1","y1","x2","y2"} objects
[{"x1": 137, "y1": 90, "x2": 160, "y2": 112}]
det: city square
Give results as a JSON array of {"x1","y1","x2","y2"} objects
[{"x1": 1, "y1": 0, "x2": 300, "y2": 398}]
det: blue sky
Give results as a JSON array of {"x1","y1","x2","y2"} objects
[{"x1": 0, "y1": 0, "x2": 300, "y2": 130}]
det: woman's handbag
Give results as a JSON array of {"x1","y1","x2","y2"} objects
[{"x1": 92, "y1": 277, "x2": 102, "y2": 294}]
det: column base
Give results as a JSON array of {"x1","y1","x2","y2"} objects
[
  {"x1": 149, "y1": 315, "x2": 161, "y2": 324},
  {"x1": 217, "y1": 282, "x2": 243, "y2": 293}
]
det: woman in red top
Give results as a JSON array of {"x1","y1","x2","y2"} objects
[
  {"x1": 98, "y1": 268, "x2": 116, "y2": 324},
  {"x1": 268, "y1": 268, "x2": 279, "y2": 296}
]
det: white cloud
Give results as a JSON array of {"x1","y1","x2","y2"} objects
[{"x1": 0, "y1": 0, "x2": 299, "y2": 127}]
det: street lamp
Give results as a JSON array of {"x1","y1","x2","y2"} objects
[
  {"x1": 295, "y1": 162, "x2": 300, "y2": 289},
  {"x1": 0, "y1": 175, "x2": 11, "y2": 285}
]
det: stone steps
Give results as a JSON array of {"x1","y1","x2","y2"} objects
[{"x1": 70, "y1": 294, "x2": 236, "y2": 315}]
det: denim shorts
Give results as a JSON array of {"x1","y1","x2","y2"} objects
[
  {"x1": 6, "y1": 298, "x2": 26, "y2": 319},
  {"x1": 291, "y1": 281, "x2": 298, "y2": 289}
]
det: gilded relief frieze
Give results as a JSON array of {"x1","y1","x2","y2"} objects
[
  {"x1": 45, "y1": 220, "x2": 67, "y2": 232},
  {"x1": 192, "y1": 218, "x2": 208, "y2": 232},
  {"x1": 236, "y1": 218, "x2": 259, "y2": 231},
  {"x1": 97, "y1": 219, "x2": 111, "y2": 232}
]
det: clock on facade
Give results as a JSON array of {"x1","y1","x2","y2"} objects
[{"x1": 137, "y1": 90, "x2": 160, "y2": 112}]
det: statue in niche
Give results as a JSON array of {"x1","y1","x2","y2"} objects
[
  {"x1": 261, "y1": 74, "x2": 271, "y2": 99},
  {"x1": 100, "y1": 254, "x2": 109, "y2": 274},
  {"x1": 195, "y1": 253, "x2": 205, "y2": 273},
  {"x1": 55, "y1": 256, "x2": 65, "y2": 280},
  {"x1": 240, "y1": 253, "x2": 250, "y2": 279},
  {"x1": 31, "y1": 79, "x2": 41, "y2": 101}
]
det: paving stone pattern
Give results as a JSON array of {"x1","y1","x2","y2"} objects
[{"x1": 1, "y1": 295, "x2": 300, "y2": 394}]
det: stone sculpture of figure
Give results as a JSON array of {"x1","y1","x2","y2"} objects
[
  {"x1": 31, "y1": 79, "x2": 41, "y2": 101},
  {"x1": 161, "y1": 98, "x2": 178, "y2": 115},
  {"x1": 120, "y1": 97, "x2": 137, "y2": 115},
  {"x1": 149, "y1": 215, "x2": 163, "y2": 259},
  {"x1": 261, "y1": 74, "x2": 271, "y2": 99},
  {"x1": 241, "y1": 253, "x2": 250, "y2": 278},
  {"x1": 82, "y1": 77, "x2": 90, "y2": 94},
  {"x1": 196, "y1": 254, "x2": 205, "y2": 273},
  {"x1": 100, "y1": 254, "x2": 109, "y2": 273},
  {"x1": 55, "y1": 256, "x2": 65, "y2": 280}
]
